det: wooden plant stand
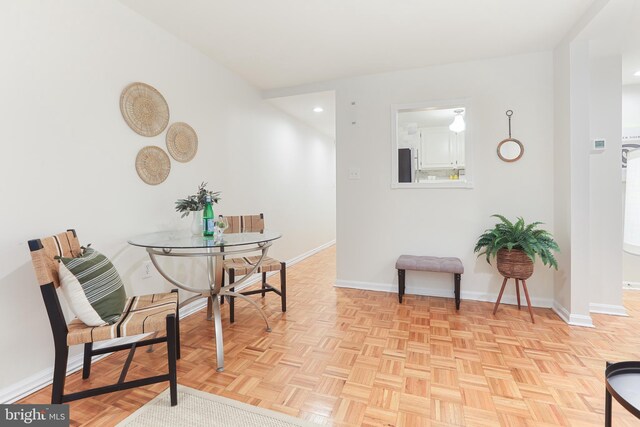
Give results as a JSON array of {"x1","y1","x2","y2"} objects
[{"x1": 493, "y1": 276, "x2": 535, "y2": 323}]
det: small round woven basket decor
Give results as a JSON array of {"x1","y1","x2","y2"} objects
[
  {"x1": 135, "y1": 146, "x2": 171, "y2": 185},
  {"x1": 120, "y1": 82, "x2": 170, "y2": 137},
  {"x1": 166, "y1": 122, "x2": 198, "y2": 162}
]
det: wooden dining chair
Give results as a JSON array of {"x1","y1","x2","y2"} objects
[
  {"x1": 28, "y1": 229, "x2": 179, "y2": 405},
  {"x1": 215, "y1": 214, "x2": 286, "y2": 323}
]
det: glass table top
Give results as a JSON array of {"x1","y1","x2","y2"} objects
[
  {"x1": 608, "y1": 373, "x2": 640, "y2": 410},
  {"x1": 128, "y1": 230, "x2": 282, "y2": 249}
]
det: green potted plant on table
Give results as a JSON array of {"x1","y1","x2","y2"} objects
[
  {"x1": 473, "y1": 215, "x2": 559, "y2": 322},
  {"x1": 175, "y1": 182, "x2": 221, "y2": 235}
]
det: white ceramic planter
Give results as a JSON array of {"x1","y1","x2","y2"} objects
[{"x1": 190, "y1": 210, "x2": 203, "y2": 236}]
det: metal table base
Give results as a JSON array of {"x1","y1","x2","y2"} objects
[{"x1": 145, "y1": 242, "x2": 273, "y2": 372}]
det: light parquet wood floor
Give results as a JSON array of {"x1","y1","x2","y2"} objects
[{"x1": 20, "y1": 246, "x2": 640, "y2": 426}]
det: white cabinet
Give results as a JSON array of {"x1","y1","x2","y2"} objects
[
  {"x1": 418, "y1": 127, "x2": 465, "y2": 169},
  {"x1": 420, "y1": 127, "x2": 451, "y2": 167},
  {"x1": 453, "y1": 132, "x2": 465, "y2": 168}
]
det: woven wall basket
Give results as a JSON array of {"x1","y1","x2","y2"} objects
[
  {"x1": 496, "y1": 248, "x2": 534, "y2": 280},
  {"x1": 166, "y1": 122, "x2": 198, "y2": 162},
  {"x1": 135, "y1": 146, "x2": 171, "y2": 185},
  {"x1": 120, "y1": 82, "x2": 170, "y2": 137}
]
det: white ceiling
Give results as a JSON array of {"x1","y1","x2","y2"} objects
[
  {"x1": 577, "y1": 0, "x2": 640, "y2": 85},
  {"x1": 118, "y1": 0, "x2": 596, "y2": 90},
  {"x1": 267, "y1": 91, "x2": 336, "y2": 139}
]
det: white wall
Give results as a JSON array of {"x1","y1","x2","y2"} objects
[
  {"x1": 331, "y1": 52, "x2": 555, "y2": 305},
  {"x1": 568, "y1": 40, "x2": 593, "y2": 321},
  {"x1": 623, "y1": 84, "x2": 640, "y2": 284},
  {"x1": 552, "y1": 0, "x2": 628, "y2": 322},
  {"x1": 259, "y1": 0, "x2": 624, "y2": 327},
  {"x1": 551, "y1": 39, "x2": 623, "y2": 324},
  {"x1": 0, "y1": 1, "x2": 335, "y2": 398},
  {"x1": 553, "y1": 39, "x2": 573, "y2": 315},
  {"x1": 623, "y1": 84, "x2": 640, "y2": 128},
  {"x1": 588, "y1": 55, "x2": 624, "y2": 311}
]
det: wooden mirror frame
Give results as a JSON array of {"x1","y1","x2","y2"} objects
[{"x1": 497, "y1": 138, "x2": 524, "y2": 162}]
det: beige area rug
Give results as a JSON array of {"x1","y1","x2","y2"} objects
[{"x1": 117, "y1": 385, "x2": 320, "y2": 427}]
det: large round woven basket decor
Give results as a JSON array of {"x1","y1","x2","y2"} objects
[
  {"x1": 166, "y1": 122, "x2": 198, "y2": 162},
  {"x1": 120, "y1": 82, "x2": 170, "y2": 137},
  {"x1": 135, "y1": 146, "x2": 171, "y2": 185}
]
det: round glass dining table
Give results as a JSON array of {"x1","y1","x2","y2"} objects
[{"x1": 128, "y1": 230, "x2": 282, "y2": 371}]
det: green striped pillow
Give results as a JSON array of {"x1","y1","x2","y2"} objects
[{"x1": 57, "y1": 247, "x2": 127, "y2": 326}]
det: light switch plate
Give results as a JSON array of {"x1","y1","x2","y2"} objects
[{"x1": 348, "y1": 167, "x2": 360, "y2": 180}]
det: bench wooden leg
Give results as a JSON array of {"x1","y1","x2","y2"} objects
[
  {"x1": 454, "y1": 273, "x2": 461, "y2": 310},
  {"x1": 398, "y1": 269, "x2": 405, "y2": 303}
]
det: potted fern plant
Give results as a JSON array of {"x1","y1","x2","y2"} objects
[{"x1": 474, "y1": 215, "x2": 559, "y2": 279}]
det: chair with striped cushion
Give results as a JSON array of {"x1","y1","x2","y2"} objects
[
  {"x1": 28, "y1": 230, "x2": 179, "y2": 406},
  {"x1": 219, "y1": 214, "x2": 286, "y2": 323}
]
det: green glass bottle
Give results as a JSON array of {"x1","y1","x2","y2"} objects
[{"x1": 202, "y1": 195, "x2": 214, "y2": 237}]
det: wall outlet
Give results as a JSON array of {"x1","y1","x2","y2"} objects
[
  {"x1": 348, "y1": 167, "x2": 361, "y2": 180},
  {"x1": 141, "y1": 260, "x2": 153, "y2": 280}
]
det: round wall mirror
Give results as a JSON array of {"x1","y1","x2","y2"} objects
[{"x1": 497, "y1": 138, "x2": 524, "y2": 162}]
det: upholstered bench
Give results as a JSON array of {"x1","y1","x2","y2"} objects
[{"x1": 395, "y1": 255, "x2": 464, "y2": 309}]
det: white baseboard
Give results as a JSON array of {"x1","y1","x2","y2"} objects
[
  {"x1": 334, "y1": 280, "x2": 601, "y2": 327},
  {"x1": 560, "y1": 304, "x2": 596, "y2": 327},
  {"x1": 0, "y1": 334, "x2": 144, "y2": 405},
  {"x1": 0, "y1": 296, "x2": 208, "y2": 405},
  {"x1": 231, "y1": 239, "x2": 336, "y2": 293},
  {"x1": 552, "y1": 301, "x2": 594, "y2": 328},
  {"x1": 623, "y1": 281, "x2": 640, "y2": 290},
  {"x1": 0, "y1": 239, "x2": 336, "y2": 405},
  {"x1": 334, "y1": 279, "x2": 554, "y2": 308},
  {"x1": 287, "y1": 240, "x2": 335, "y2": 266},
  {"x1": 589, "y1": 303, "x2": 628, "y2": 316},
  {"x1": 334, "y1": 280, "x2": 395, "y2": 294},
  {"x1": 179, "y1": 296, "x2": 208, "y2": 318},
  {"x1": 551, "y1": 301, "x2": 570, "y2": 324}
]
